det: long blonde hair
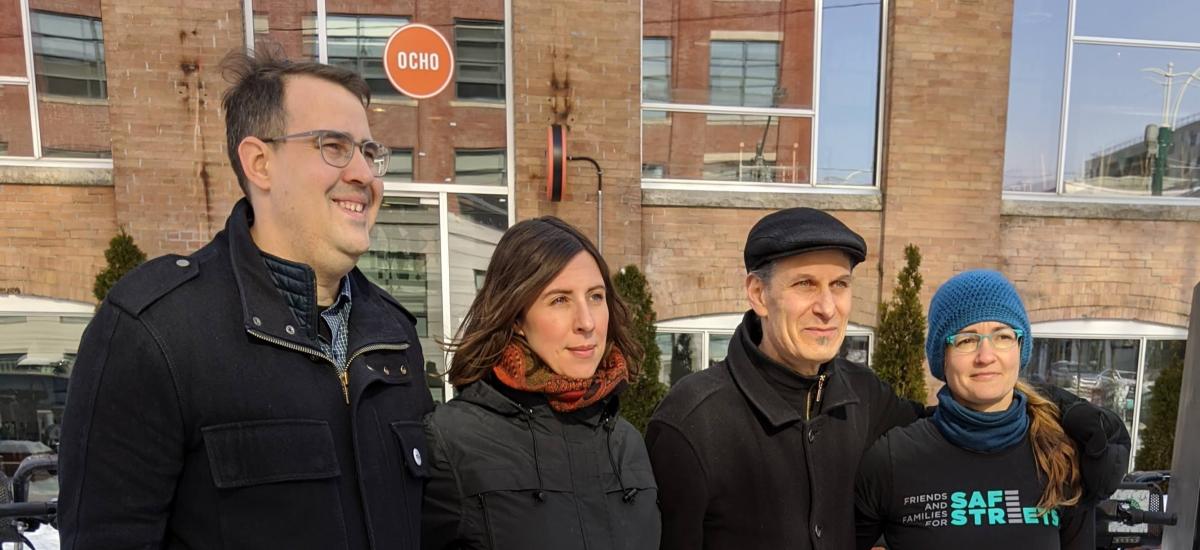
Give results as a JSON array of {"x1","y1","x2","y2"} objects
[{"x1": 1017, "y1": 380, "x2": 1082, "y2": 512}]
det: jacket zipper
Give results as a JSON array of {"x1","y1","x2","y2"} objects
[
  {"x1": 805, "y1": 373, "x2": 828, "y2": 421},
  {"x1": 248, "y1": 329, "x2": 410, "y2": 405}
]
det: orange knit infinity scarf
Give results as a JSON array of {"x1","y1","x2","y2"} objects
[{"x1": 491, "y1": 342, "x2": 629, "y2": 412}]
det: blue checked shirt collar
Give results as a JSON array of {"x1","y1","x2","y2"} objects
[{"x1": 319, "y1": 275, "x2": 353, "y2": 371}]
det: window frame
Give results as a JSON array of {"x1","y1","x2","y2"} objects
[
  {"x1": 0, "y1": 0, "x2": 112, "y2": 168},
  {"x1": 639, "y1": 0, "x2": 889, "y2": 193},
  {"x1": 1004, "y1": 0, "x2": 1200, "y2": 203}
]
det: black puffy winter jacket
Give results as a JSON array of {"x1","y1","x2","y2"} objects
[{"x1": 422, "y1": 379, "x2": 661, "y2": 550}]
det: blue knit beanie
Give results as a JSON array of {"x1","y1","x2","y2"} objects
[{"x1": 926, "y1": 270, "x2": 1032, "y2": 381}]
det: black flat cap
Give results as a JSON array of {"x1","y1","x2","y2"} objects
[{"x1": 743, "y1": 207, "x2": 867, "y2": 271}]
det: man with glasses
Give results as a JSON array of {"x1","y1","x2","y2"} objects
[{"x1": 59, "y1": 50, "x2": 433, "y2": 549}]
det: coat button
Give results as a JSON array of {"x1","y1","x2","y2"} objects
[
  {"x1": 399, "y1": 365, "x2": 408, "y2": 375},
  {"x1": 814, "y1": 524, "x2": 823, "y2": 538},
  {"x1": 412, "y1": 448, "x2": 423, "y2": 466},
  {"x1": 807, "y1": 429, "x2": 816, "y2": 443},
  {"x1": 252, "y1": 316, "x2": 262, "y2": 327},
  {"x1": 175, "y1": 258, "x2": 190, "y2": 267},
  {"x1": 285, "y1": 325, "x2": 295, "y2": 335}
]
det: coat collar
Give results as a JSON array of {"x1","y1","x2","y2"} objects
[
  {"x1": 224, "y1": 198, "x2": 408, "y2": 352},
  {"x1": 727, "y1": 311, "x2": 862, "y2": 429},
  {"x1": 455, "y1": 377, "x2": 619, "y2": 429}
]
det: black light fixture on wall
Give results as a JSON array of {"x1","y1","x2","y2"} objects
[{"x1": 546, "y1": 124, "x2": 604, "y2": 249}]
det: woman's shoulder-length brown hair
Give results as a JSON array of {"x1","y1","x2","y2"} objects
[{"x1": 444, "y1": 216, "x2": 643, "y2": 389}]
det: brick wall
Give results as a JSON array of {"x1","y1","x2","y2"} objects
[
  {"x1": 101, "y1": 0, "x2": 245, "y2": 258},
  {"x1": 511, "y1": 0, "x2": 642, "y2": 269},
  {"x1": 643, "y1": 205, "x2": 883, "y2": 326},
  {"x1": 880, "y1": 0, "x2": 1014, "y2": 302},
  {"x1": 0, "y1": 184, "x2": 116, "y2": 303},
  {"x1": 1002, "y1": 215, "x2": 1200, "y2": 327}
]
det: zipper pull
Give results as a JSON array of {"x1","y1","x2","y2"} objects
[
  {"x1": 339, "y1": 370, "x2": 350, "y2": 405},
  {"x1": 815, "y1": 374, "x2": 827, "y2": 403}
]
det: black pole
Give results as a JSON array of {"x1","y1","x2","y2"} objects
[{"x1": 567, "y1": 155, "x2": 603, "y2": 249}]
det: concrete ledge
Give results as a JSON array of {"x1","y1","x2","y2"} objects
[
  {"x1": 1002, "y1": 196, "x2": 1200, "y2": 222},
  {"x1": 0, "y1": 165, "x2": 113, "y2": 186},
  {"x1": 642, "y1": 188, "x2": 882, "y2": 211}
]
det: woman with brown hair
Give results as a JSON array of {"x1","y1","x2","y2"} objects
[
  {"x1": 421, "y1": 217, "x2": 660, "y2": 550},
  {"x1": 855, "y1": 270, "x2": 1094, "y2": 549}
]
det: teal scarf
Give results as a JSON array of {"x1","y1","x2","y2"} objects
[{"x1": 931, "y1": 386, "x2": 1029, "y2": 453}]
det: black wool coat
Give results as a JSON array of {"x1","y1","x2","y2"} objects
[
  {"x1": 422, "y1": 379, "x2": 661, "y2": 550},
  {"x1": 646, "y1": 313, "x2": 923, "y2": 550},
  {"x1": 59, "y1": 199, "x2": 435, "y2": 550}
]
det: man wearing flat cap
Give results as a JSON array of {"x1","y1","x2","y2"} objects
[{"x1": 646, "y1": 207, "x2": 1129, "y2": 550}]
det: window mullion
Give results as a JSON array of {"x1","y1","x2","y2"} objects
[{"x1": 20, "y1": 0, "x2": 42, "y2": 158}]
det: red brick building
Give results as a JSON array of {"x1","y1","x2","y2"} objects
[{"x1": 2, "y1": 0, "x2": 1199, "y2": 475}]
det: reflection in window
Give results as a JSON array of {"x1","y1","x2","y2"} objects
[
  {"x1": 455, "y1": 194, "x2": 507, "y2": 231},
  {"x1": 1063, "y1": 46, "x2": 1200, "y2": 197},
  {"x1": 0, "y1": 313, "x2": 90, "y2": 462},
  {"x1": 1028, "y1": 337, "x2": 1142, "y2": 455},
  {"x1": 643, "y1": 37, "x2": 671, "y2": 103},
  {"x1": 815, "y1": 0, "x2": 881, "y2": 186},
  {"x1": 657, "y1": 332, "x2": 704, "y2": 386},
  {"x1": 454, "y1": 148, "x2": 506, "y2": 185},
  {"x1": 318, "y1": 15, "x2": 410, "y2": 98},
  {"x1": 359, "y1": 250, "x2": 428, "y2": 335},
  {"x1": 709, "y1": 40, "x2": 779, "y2": 108},
  {"x1": 1074, "y1": 0, "x2": 1200, "y2": 44},
  {"x1": 1004, "y1": 0, "x2": 1200, "y2": 197},
  {"x1": 1002, "y1": 0, "x2": 1067, "y2": 193},
  {"x1": 365, "y1": 198, "x2": 443, "y2": 399},
  {"x1": 30, "y1": 11, "x2": 106, "y2": 99},
  {"x1": 840, "y1": 335, "x2": 871, "y2": 365},
  {"x1": 708, "y1": 333, "x2": 731, "y2": 368},
  {"x1": 455, "y1": 21, "x2": 504, "y2": 101},
  {"x1": 387, "y1": 148, "x2": 414, "y2": 182}
]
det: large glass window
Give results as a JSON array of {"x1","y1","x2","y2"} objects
[
  {"x1": 1, "y1": 1, "x2": 112, "y2": 161},
  {"x1": 1026, "y1": 320, "x2": 1187, "y2": 469},
  {"x1": 641, "y1": 0, "x2": 882, "y2": 189},
  {"x1": 1004, "y1": 0, "x2": 1200, "y2": 198},
  {"x1": 454, "y1": 21, "x2": 504, "y2": 101}
]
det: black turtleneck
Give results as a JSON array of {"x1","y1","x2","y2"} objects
[{"x1": 741, "y1": 314, "x2": 827, "y2": 418}]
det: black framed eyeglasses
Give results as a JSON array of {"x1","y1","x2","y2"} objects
[{"x1": 262, "y1": 129, "x2": 390, "y2": 177}]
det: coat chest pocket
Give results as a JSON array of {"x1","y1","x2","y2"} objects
[
  {"x1": 460, "y1": 470, "x2": 585, "y2": 550},
  {"x1": 604, "y1": 467, "x2": 661, "y2": 550},
  {"x1": 202, "y1": 419, "x2": 348, "y2": 550}
]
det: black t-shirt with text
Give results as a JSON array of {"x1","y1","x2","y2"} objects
[{"x1": 855, "y1": 418, "x2": 1094, "y2": 550}]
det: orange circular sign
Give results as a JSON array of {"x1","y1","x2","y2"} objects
[{"x1": 383, "y1": 23, "x2": 454, "y2": 99}]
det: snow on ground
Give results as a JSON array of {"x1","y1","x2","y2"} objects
[{"x1": 4, "y1": 525, "x2": 58, "y2": 550}]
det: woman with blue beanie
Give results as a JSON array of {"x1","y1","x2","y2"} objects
[{"x1": 854, "y1": 270, "x2": 1094, "y2": 549}]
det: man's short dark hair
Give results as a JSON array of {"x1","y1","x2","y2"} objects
[{"x1": 220, "y1": 48, "x2": 372, "y2": 195}]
